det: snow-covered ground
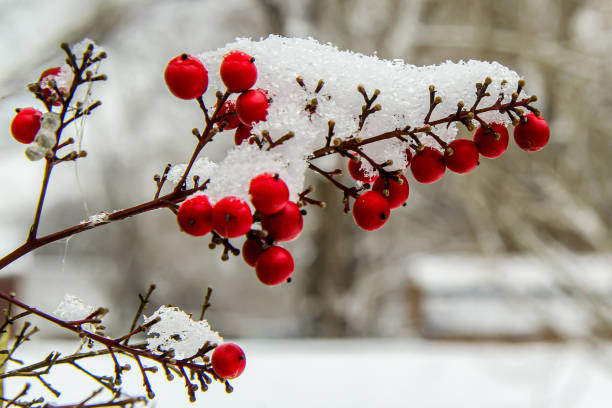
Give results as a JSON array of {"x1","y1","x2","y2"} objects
[{"x1": 4, "y1": 339, "x2": 612, "y2": 407}]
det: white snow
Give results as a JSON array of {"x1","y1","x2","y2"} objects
[{"x1": 144, "y1": 305, "x2": 223, "y2": 359}]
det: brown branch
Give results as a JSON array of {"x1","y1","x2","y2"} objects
[
  {"x1": 125, "y1": 285, "x2": 156, "y2": 342},
  {"x1": 199, "y1": 288, "x2": 213, "y2": 321},
  {"x1": 0, "y1": 183, "x2": 207, "y2": 270}
]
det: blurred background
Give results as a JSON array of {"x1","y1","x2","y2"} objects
[{"x1": 1, "y1": 0, "x2": 612, "y2": 406}]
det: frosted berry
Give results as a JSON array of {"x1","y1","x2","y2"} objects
[
  {"x1": 352, "y1": 191, "x2": 390, "y2": 231},
  {"x1": 242, "y1": 239, "x2": 263, "y2": 267},
  {"x1": 211, "y1": 343, "x2": 246, "y2": 379},
  {"x1": 255, "y1": 246, "x2": 294, "y2": 286},
  {"x1": 261, "y1": 201, "x2": 303, "y2": 242},
  {"x1": 236, "y1": 89, "x2": 269, "y2": 125},
  {"x1": 347, "y1": 154, "x2": 378, "y2": 183},
  {"x1": 176, "y1": 195, "x2": 213, "y2": 237},
  {"x1": 10, "y1": 108, "x2": 42, "y2": 144},
  {"x1": 234, "y1": 124, "x2": 252, "y2": 145},
  {"x1": 514, "y1": 113, "x2": 550, "y2": 152},
  {"x1": 215, "y1": 100, "x2": 241, "y2": 130},
  {"x1": 164, "y1": 54, "x2": 208, "y2": 100},
  {"x1": 249, "y1": 173, "x2": 289, "y2": 215},
  {"x1": 212, "y1": 197, "x2": 253, "y2": 238},
  {"x1": 411, "y1": 147, "x2": 446, "y2": 184},
  {"x1": 220, "y1": 51, "x2": 258, "y2": 93},
  {"x1": 444, "y1": 139, "x2": 480, "y2": 174},
  {"x1": 372, "y1": 175, "x2": 409, "y2": 209},
  {"x1": 473, "y1": 123, "x2": 509, "y2": 158},
  {"x1": 405, "y1": 148, "x2": 413, "y2": 167},
  {"x1": 38, "y1": 67, "x2": 63, "y2": 106}
]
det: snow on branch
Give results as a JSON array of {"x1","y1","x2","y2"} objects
[{"x1": 172, "y1": 35, "x2": 526, "y2": 204}]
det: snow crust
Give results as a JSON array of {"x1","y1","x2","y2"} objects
[
  {"x1": 144, "y1": 306, "x2": 223, "y2": 359},
  {"x1": 170, "y1": 35, "x2": 524, "y2": 204}
]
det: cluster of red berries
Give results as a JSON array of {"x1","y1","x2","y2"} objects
[
  {"x1": 164, "y1": 50, "x2": 270, "y2": 145},
  {"x1": 348, "y1": 114, "x2": 549, "y2": 231},
  {"x1": 211, "y1": 342, "x2": 246, "y2": 380},
  {"x1": 177, "y1": 173, "x2": 302, "y2": 286},
  {"x1": 411, "y1": 114, "x2": 550, "y2": 183}
]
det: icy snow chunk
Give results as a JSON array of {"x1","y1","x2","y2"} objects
[
  {"x1": 144, "y1": 306, "x2": 223, "y2": 360},
  {"x1": 172, "y1": 36, "x2": 526, "y2": 201},
  {"x1": 54, "y1": 294, "x2": 97, "y2": 332}
]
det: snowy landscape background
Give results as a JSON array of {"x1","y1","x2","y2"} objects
[{"x1": 1, "y1": 0, "x2": 612, "y2": 406}]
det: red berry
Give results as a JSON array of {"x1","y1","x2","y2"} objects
[
  {"x1": 215, "y1": 100, "x2": 241, "y2": 130},
  {"x1": 176, "y1": 195, "x2": 213, "y2": 236},
  {"x1": 405, "y1": 148, "x2": 413, "y2": 167},
  {"x1": 372, "y1": 175, "x2": 410, "y2": 209},
  {"x1": 236, "y1": 89, "x2": 269, "y2": 125},
  {"x1": 212, "y1": 197, "x2": 253, "y2": 238},
  {"x1": 164, "y1": 54, "x2": 208, "y2": 100},
  {"x1": 352, "y1": 191, "x2": 390, "y2": 231},
  {"x1": 249, "y1": 173, "x2": 289, "y2": 215},
  {"x1": 347, "y1": 155, "x2": 378, "y2": 183},
  {"x1": 234, "y1": 124, "x2": 252, "y2": 145},
  {"x1": 473, "y1": 123, "x2": 509, "y2": 158},
  {"x1": 444, "y1": 139, "x2": 480, "y2": 174},
  {"x1": 242, "y1": 239, "x2": 263, "y2": 267},
  {"x1": 261, "y1": 201, "x2": 303, "y2": 242},
  {"x1": 10, "y1": 108, "x2": 42, "y2": 144},
  {"x1": 410, "y1": 147, "x2": 446, "y2": 184},
  {"x1": 38, "y1": 67, "x2": 63, "y2": 106},
  {"x1": 255, "y1": 246, "x2": 294, "y2": 286},
  {"x1": 513, "y1": 113, "x2": 550, "y2": 152},
  {"x1": 220, "y1": 51, "x2": 258, "y2": 93},
  {"x1": 211, "y1": 343, "x2": 246, "y2": 379}
]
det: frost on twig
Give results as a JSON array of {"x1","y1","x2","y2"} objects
[{"x1": 144, "y1": 306, "x2": 223, "y2": 360}]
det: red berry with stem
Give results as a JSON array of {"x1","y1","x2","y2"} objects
[
  {"x1": 352, "y1": 191, "x2": 390, "y2": 231},
  {"x1": 513, "y1": 113, "x2": 550, "y2": 152},
  {"x1": 236, "y1": 89, "x2": 269, "y2": 126},
  {"x1": 261, "y1": 201, "x2": 303, "y2": 242},
  {"x1": 234, "y1": 124, "x2": 252, "y2": 145},
  {"x1": 38, "y1": 67, "x2": 63, "y2": 106},
  {"x1": 177, "y1": 195, "x2": 213, "y2": 236},
  {"x1": 473, "y1": 123, "x2": 509, "y2": 158},
  {"x1": 211, "y1": 343, "x2": 246, "y2": 379},
  {"x1": 242, "y1": 238, "x2": 263, "y2": 267},
  {"x1": 347, "y1": 154, "x2": 378, "y2": 182},
  {"x1": 215, "y1": 100, "x2": 241, "y2": 130},
  {"x1": 255, "y1": 246, "x2": 294, "y2": 286},
  {"x1": 10, "y1": 108, "x2": 42, "y2": 144},
  {"x1": 410, "y1": 146, "x2": 446, "y2": 184},
  {"x1": 444, "y1": 139, "x2": 480, "y2": 174},
  {"x1": 212, "y1": 197, "x2": 253, "y2": 238},
  {"x1": 220, "y1": 51, "x2": 258, "y2": 93},
  {"x1": 372, "y1": 175, "x2": 410, "y2": 209},
  {"x1": 164, "y1": 54, "x2": 208, "y2": 100},
  {"x1": 249, "y1": 173, "x2": 289, "y2": 215}
]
